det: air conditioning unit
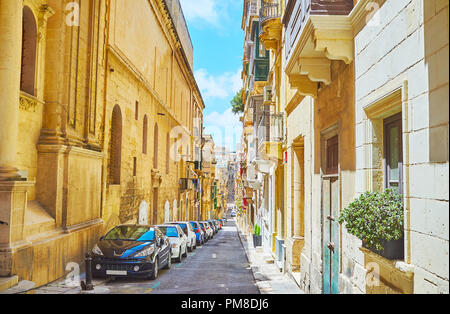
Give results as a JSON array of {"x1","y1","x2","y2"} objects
[{"x1": 264, "y1": 85, "x2": 273, "y2": 103}]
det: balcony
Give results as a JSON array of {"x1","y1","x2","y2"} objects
[
  {"x1": 283, "y1": 0, "x2": 356, "y2": 97},
  {"x1": 257, "y1": 112, "x2": 284, "y2": 162},
  {"x1": 179, "y1": 178, "x2": 193, "y2": 191},
  {"x1": 259, "y1": 0, "x2": 283, "y2": 50}
]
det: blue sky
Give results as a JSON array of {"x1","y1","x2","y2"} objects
[{"x1": 180, "y1": 0, "x2": 244, "y2": 152}]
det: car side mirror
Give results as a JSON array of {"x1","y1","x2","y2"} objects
[{"x1": 99, "y1": 236, "x2": 104, "y2": 241}]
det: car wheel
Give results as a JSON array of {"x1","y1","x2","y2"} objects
[
  {"x1": 150, "y1": 258, "x2": 158, "y2": 280},
  {"x1": 187, "y1": 244, "x2": 192, "y2": 252},
  {"x1": 176, "y1": 250, "x2": 182, "y2": 263}
]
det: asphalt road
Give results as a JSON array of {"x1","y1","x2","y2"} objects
[{"x1": 95, "y1": 219, "x2": 260, "y2": 294}]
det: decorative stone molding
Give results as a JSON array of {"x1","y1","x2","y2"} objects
[
  {"x1": 260, "y1": 18, "x2": 283, "y2": 51},
  {"x1": 285, "y1": 7, "x2": 363, "y2": 97},
  {"x1": 288, "y1": 74, "x2": 318, "y2": 98},
  {"x1": 19, "y1": 92, "x2": 42, "y2": 112},
  {"x1": 151, "y1": 169, "x2": 162, "y2": 188}
]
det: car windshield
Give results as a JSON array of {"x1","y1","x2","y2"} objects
[
  {"x1": 190, "y1": 222, "x2": 197, "y2": 228},
  {"x1": 158, "y1": 226, "x2": 179, "y2": 237},
  {"x1": 178, "y1": 223, "x2": 188, "y2": 233},
  {"x1": 104, "y1": 226, "x2": 155, "y2": 242}
]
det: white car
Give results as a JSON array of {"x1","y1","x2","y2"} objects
[
  {"x1": 158, "y1": 224, "x2": 188, "y2": 263},
  {"x1": 200, "y1": 221, "x2": 213, "y2": 240},
  {"x1": 168, "y1": 221, "x2": 197, "y2": 252}
]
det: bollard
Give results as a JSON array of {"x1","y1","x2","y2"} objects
[{"x1": 81, "y1": 252, "x2": 94, "y2": 291}]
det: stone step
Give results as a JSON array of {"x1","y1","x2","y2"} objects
[{"x1": 0, "y1": 276, "x2": 19, "y2": 293}]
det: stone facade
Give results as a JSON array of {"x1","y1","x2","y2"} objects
[
  {"x1": 0, "y1": 0, "x2": 204, "y2": 287},
  {"x1": 238, "y1": 0, "x2": 448, "y2": 294}
]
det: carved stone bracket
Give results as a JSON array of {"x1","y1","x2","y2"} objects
[
  {"x1": 288, "y1": 74, "x2": 318, "y2": 98},
  {"x1": 260, "y1": 18, "x2": 283, "y2": 51},
  {"x1": 151, "y1": 169, "x2": 162, "y2": 188},
  {"x1": 286, "y1": 15, "x2": 355, "y2": 97}
]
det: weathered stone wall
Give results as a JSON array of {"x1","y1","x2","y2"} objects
[{"x1": 354, "y1": 0, "x2": 449, "y2": 293}]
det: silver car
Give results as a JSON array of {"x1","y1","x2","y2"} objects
[
  {"x1": 157, "y1": 224, "x2": 188, "y2": 263},
  {"x1": 167, "y1": 221, "x2": 197, "y2": 252}
]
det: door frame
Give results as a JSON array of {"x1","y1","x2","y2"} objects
[{"x1": 320, "y1": 123, "x2": 341, "y2": 294}]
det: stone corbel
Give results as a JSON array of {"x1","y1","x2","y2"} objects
[
  {"x1": 288, "y1": 74, "x2": 318, "y2": 98},
  {"x1": 298, "y1": 57, "x2": 331, "y2": 85},
  {"x1": 260, "y1": 19, "x2": 283, "y2": 52},
  {"x1": 310, "y1": 16, "x2": 354, "y2": 65},
  {"x1": 151, "y1": 169, "x2": 162, "y2": 188}
]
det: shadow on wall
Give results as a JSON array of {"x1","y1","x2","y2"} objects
[{"x1": 424, "y1": 1, "x2": 449, "y2": 163}]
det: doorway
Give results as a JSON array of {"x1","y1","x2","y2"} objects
[{"x1": 322, "y1": 134, "x2": 340, "y2": 294}]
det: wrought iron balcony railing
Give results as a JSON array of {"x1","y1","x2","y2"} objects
[
  {"x1": 257, "y1": 112, "x2": 284, "y2": 148},
  {"x1": 259, "y1": 0, "x2": 281, "y2": 25}
]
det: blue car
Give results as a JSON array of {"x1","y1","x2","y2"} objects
[
  {"x1": 189, "y1": 221, "x2": 205, "y2": 245},
  {"x1": 92, "y1": 225, "x2": 171, "y2": 280}
]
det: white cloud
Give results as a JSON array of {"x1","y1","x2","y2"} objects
[
  {"x1": 179, "y1": 0, "x2": 219, "y2": 26},
  {"x1": 204, "y1": 108, "x2": 243, "y2": 151},
  {"x1": 195, "y1": 68, "x2": 242, "y2": 99}
]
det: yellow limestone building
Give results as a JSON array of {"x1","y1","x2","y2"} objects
[{"x1": 0, "y1": 0, "x2": 204, "y2": 287}]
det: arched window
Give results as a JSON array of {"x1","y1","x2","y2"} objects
[
  {"x1": 153, "y1": 123, "x2": 159, "y2": 169},
  {"x1": 143, "y1": 115, "x2": 148, "y2": 154},
  {"x1": 21, "y1": 6, "x2": 37, "y2": 96},
  {"x1": 109, "y1": 105, "x2": 122, "y2": 184},
  {"x1": 166, "y1": 133, "x2": 170, "y2": 174}
]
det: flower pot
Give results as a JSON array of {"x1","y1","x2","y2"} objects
[
  {"x1": 363, "y1": 237, "x2": 404, "y2": 260},
  {"x1": 252, "y1": 234, "x2": 262, "y2": 247}
]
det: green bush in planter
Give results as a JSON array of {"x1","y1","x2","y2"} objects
[
  {"x1": 338, "y1": 189, "x2": 404, "y2": 252},
  {"x1": 254, "y1": 224, "x2": 261, "y2": 236}
]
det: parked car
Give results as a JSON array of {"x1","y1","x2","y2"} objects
[
  {"x1": 214, "y1": 220, "x2": 221, "y2": 230},
  {"x1": 198, "y1": 222, "x2": 210, "y2": 242},
  {"x1": 200, "y1": 221, "x2": 213, "y2": 240},
  {"x1": 92, "y1": 225, "x2": 171, "y2": 280},
  {"x1": 158, "y1": 224, "x2": 188, "y2": 263},
  {"x1": 189, "y1": 221, "x2": 205, "y2": 245},
  {"x1": 208, "y1": 220, "x2": 218, "y2": 234},
  {"x1": 167, "y1": 221, "x2": 196, "y2": 252},
  {"x1": 231, "y1": 210, "x2": 236, "y2": 217}
]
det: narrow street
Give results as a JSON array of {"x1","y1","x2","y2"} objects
[{"x1": 87, "y1": 219, "x2": 259, "y2": 294}]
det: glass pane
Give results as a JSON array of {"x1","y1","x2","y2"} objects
[{"x1": 389, "y1": 126, "x2": 400, "y2": 185}]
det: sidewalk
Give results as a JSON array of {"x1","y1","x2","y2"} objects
[
  {"x1": 236, "y1": 221, "x2": 305, "y2": 294},
  {"x1": 1, "y1": 273, "x2": 110, "y2": 294}
]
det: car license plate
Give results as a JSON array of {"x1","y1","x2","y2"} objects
[{"x1": 106, "y1": 270, "x2": 127, "y2": 276}]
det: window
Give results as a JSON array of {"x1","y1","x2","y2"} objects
[
  {"x1": 384, "y1": 113, "x2": 403, "y2": 194},
  {"x1": 143, "y1": 115, "x2": 148, "y2": 154},
  {"x1": 166, "y1": 133, "x2": 170, "y2": 174},
  {"x1": 109, "y1": 105, "x2": 122, "y2": 184},
  {"x1": 135, "y1": 101, "x2": 139, "y2": 120},
  {"x1": 21, "y1": 7, "x2": 37, "y2": 96},
  {"x1": 153, "y1": 123, "x2": 159, "y2": 169},
  {"x1": 326, "y1": 136, "x2": 339, "y2": 175},
  {"x1": 133, "y1": 157, "x2": 137, "y2": 177}
]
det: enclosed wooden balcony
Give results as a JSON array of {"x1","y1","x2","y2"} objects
[
  {"x1": 283, "y1": 0, "x2": 356, "y2": 97},
  {"x1": 257, "y1": 111, "x2": 284, "y2": 161}
]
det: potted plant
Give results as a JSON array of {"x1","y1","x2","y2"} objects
[
  {"x1": 338, "y1": 189, "x2": 404, "y2": 260},
  {"x1": 253, "y1": 224, "x2": 262, "y2": 247}
]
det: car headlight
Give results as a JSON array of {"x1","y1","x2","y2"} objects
[
  {"x1": 134, "y1": 246, "x2": 155, "y2": 258},
  {"x1": 92, "y1": 244, "x2": 103, "y2": 256}
]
